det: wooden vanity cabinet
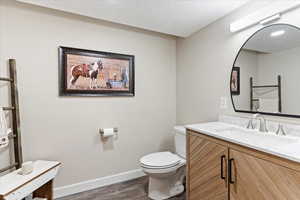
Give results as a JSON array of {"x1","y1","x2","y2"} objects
[
  {"x1": 187, "y1": 132, "x2": 228, "y2": 200},
  {"x1": 229, "y1": 149, "x2": 300, "y2": 200},
  {"x1": 187, "y1": 130, "x2": 300, "y2": 200}
]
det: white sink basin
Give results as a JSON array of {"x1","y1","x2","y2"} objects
[{"x1": 215, "y1": 126, "x2": 298, "y2": 146}]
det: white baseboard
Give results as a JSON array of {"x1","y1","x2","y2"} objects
[{"x1": 54, "y1": 169, "x2": 145, "y2": 199}]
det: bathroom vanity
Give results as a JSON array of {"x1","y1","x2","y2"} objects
[
  {"x1": 185, "y1": 23, "x2": 300, "y2": 200},
  {"x1": 186, "y1": 121, "x2": 300, "y2": 200}
]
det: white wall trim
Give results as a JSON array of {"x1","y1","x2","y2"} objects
[{"x1": 54, "y1": 169, "x2": 145, "y2": 199}]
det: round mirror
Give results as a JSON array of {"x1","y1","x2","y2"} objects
[{"x1": 231, "y1": 24, "x2": 300, "y2": 118}]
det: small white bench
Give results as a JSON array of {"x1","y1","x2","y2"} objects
[{"x1": 0, "y1": 161, "x2": 61, "y2": 200}]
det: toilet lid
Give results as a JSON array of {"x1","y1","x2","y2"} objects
[{"x1": 140, "y1": 152, "x2": 180, "y2": 168}]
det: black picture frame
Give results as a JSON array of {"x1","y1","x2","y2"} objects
[
  {"x1": 59, "y1": 46, "x2": 135, "y2": 97},
  {"x1": 230, "y1": 66, "x2": 240, "y2": 95}
]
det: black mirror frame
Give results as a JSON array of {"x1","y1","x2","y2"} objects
[{"x1": 230, "y1": 23, "x2": 300, "y2": 119}]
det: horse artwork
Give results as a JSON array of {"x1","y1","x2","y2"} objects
[
  {"x1": 69, "y1": 60, "x2": 103, "y2": 89},
  {"x1": 59, "y1": 47, "x2": 135, "y2": 97}
]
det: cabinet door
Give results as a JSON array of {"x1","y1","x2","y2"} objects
[
  {"x1": 229, "y1": 149, "x2": 300, "y2": 200},
  {"x1": 187, "y1": 133, "x2": 228, "y2": 200}
]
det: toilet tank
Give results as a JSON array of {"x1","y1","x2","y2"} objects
[{"x1": 174, "y1": 126, "x2": 186, "y2": 159}]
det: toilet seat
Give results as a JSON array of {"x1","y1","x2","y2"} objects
[{"x1": 140, "y1": 152, "x2": 182, "y2": 169}]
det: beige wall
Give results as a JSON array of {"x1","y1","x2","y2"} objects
[
  {"x1": 0, "y1": 0, "x2": 176, "y2": 187},
  {"x1": 176, "y1": 1, "x2": 300, "y2": 125}
]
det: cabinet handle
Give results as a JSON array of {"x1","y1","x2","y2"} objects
[
  {"x1": 220, "y1": 155, "x2": 226, "y2": 180},
  {"x1": 229, "y1": 158, "x2": 235, "y2": 184}
]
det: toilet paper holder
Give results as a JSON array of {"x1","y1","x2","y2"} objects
[{"x1": 99, "y1": 128, "x2": 118, "y2": 136}]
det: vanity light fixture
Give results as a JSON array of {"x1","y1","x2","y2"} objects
[
  {"x1": 230, "y1": 1, "x2": 300, "y2": 33},
  {"x1": 270, "y1": 30, "x2": 285, "y2": 37}
]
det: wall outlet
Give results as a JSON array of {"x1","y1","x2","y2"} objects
[{"x1": 220, "y1": 97, "x2": 228, "y2": 109}]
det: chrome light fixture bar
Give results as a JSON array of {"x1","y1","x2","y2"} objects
[
  {"x1": 230, "y1": 1, "x2": 300, "y2": 33},
  {"x1": 259, "y1": 14, "x2": 281, "y2": 25}
]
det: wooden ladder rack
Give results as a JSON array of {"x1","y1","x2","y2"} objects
[
  {"x1": 0, "y1": 59, "x2": 23, "y2": 173},
  {"x1": 250, "y1": 75, "x2": 282, "y2": 113}
]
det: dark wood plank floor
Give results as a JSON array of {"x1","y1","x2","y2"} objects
[{"x1": 57, "y1": 176, "x2": 186, "y2": 200}]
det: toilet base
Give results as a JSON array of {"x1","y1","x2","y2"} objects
[{"x1": 148, "y1": 167, "x2": 185, "y2": 200}]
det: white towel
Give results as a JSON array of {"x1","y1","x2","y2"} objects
[
  {"x1": 0, "y1": 107, "x2": 10, "y2": 149},
  {"x1": 259, "y1": 98, "x2": 279, "y2": 113}
]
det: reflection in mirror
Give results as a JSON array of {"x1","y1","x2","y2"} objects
[{"x1": 231, "y1": 24, "x2": 300, "y2": 117}]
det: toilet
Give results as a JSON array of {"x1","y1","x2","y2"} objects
[{"x1": 140, "y1": 126, "x2": 186, "y2": 200}]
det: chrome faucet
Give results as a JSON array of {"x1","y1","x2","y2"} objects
[
  {"x1": 246, "y1": 118, "x2": 255, "y2": 129},
  {"x1": 253, "y1": 114, "x2": 268, "y2": 133},
  {"x1": 276, "y1": 124, "x2": 286, "y2": 136}
]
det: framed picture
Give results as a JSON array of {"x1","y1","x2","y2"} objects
[
  {"x1": 59, "y1": 46, "x2": 135, "y2": 97},
  {"x1": 231, "y1": 66, "x2": 240, "y2": 95}
]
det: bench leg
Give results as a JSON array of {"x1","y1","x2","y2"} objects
[{"x1": 33, "y1": 180, "x2": 53, "y2": 200}]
